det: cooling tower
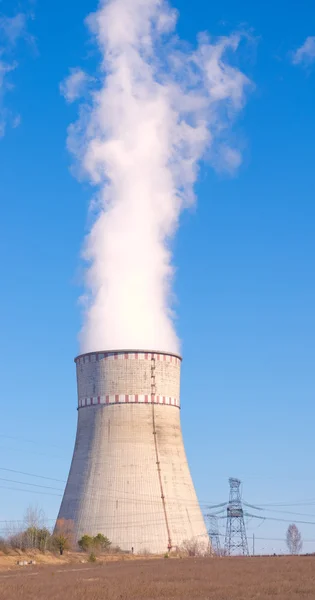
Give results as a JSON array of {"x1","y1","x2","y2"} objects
[{"x1": 57, "y1": 350, "x2": 209, "y2": 554}]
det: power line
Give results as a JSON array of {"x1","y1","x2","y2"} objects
[
  {"x1": 0, "y1": 434, "x2": 65, "y2": 450},
  {"x1": 0, "y1": 468, "x2": 207, "y2": 505},
  {"x1": 0, "y1": 518, "x2": 56, "y2": 523},
  {"x1": 263, "y1": 515, "x2": 315, "y2": 526},
  {"x1": 0, "y1": 472, "x2": 212, "y2": 505},
  {"x1": 258, "y1": 500, "x2": 315, "y2": 508},
  {"x1": 3, "y1": 463, "x2": 315, "y2": 525},
  {"x1": 261, "y1": 508, "x2": 315, "y2": 519},
  {"x1": 0, "y1": 477, "x2": 63, "y2": 491},
  {"x1": 2, "y1": 469, "x2": 315, "y2": 516},
  {"x1": 218, "y1": 514, "x2": 315, "y2": 526},
  {"x1": 211, "y1": 532, "x2": 315, "y2": 544},
  {"x1": 0, "y1": 446, "x2": 64, "y2": 461},
  {"x1": 0, "y1": 468, "x2": 66, "y2": 483},
  {"x1": 0, "y1": 485, "x2": 62, "y2": 497}
]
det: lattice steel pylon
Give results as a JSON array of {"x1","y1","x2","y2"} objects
[
  {"x1": 208, "y1": 515, "x2": 221, "y2": 556},
  {"x1": 224, "y1": 478, "x2": 249, "y2": 556}
]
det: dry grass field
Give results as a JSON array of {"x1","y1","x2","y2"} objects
[{"x1": 0, "y1": 555, "x2": 314, "y2": 600}]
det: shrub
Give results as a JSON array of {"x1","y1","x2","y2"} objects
[
  {"x1": 51, "y1": 519, "x2": 74, "y2": 555},
  {"x1": 0, "y1": 537, "x2": 9, "y2": 554},
  {"x1": 89, "y1": 552, "x2": 97, "y2": 562},
  {"x1": 78, "y1": 533, "x2": 111, "y2": 554},
  {"x1": 37, "y1": 528, "x2": 51, "y2": 553},
  {"x1": 93, "y1": 533, "x2": 111, "y2": 552},
  {"x1": 78, "y1": 535, "x2": 94, "y2": 552},
  {"x1": 23, "y1": 527, "x2": 51, "y2": 552},
  {"x1": 8, "y1": 533, "x2": 23, "y2": 551}
]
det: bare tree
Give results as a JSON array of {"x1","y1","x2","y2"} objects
[
  {"x1": 5, "y1": 521, "x2": 24, "y2": 551},
  {"x1": 4, "y1": 508, "x2": 51, "y2": 552},
  {"x1": 24, "y1": 505, "x2": 46, "y2": 529},
  {"x1": 23, "y1": 505, "x2": 46, "y2": 549},
  {"x1": 286, "y1": 524, "x2": 303, "y2": 555},
  {"x1": 180, "y1": 537, "x2": 210, "y2": 557},
  {"x1": 23, "y1": 505, "x2": 49, "y2": 551}
]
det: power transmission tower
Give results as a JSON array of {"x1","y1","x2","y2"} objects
[
  {"x1": 208, "y1": 515, "x2": 221, "y2": 556},
  {"x1": 224, "y1": 477, "x2": 249, "y2": 556}
]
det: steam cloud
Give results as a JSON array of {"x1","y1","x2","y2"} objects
[
  {"x1": 62, "y1": 0, "x2": 251, "y2": 354},
  {"x1": 0, "y1": 13, "x2": 27, "y2": 135},
  {"x1": 292, "y1": 36, "x2": 315, "y2": 68}
]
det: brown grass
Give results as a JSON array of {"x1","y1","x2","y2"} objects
[
  {"x1": 0, "y1": 549, "x2": 134, "y2": 570},
  {"x1": 0, "y1": 555, "x2": 314, "y2": 599},
  {"x1": 0, "y1": 549, "x2": 161, "y2": 571}
]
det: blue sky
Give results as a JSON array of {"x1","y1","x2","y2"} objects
[{"x1": 0, "y1": 0, "x2": 315, "y2": 554}]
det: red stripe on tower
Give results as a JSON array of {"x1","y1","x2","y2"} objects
[{"x1": 115, "y1": 395, "x2": 119, "y2": 403}]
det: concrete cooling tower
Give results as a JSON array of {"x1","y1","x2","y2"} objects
[{"x1": 57, "y1": 350, "x2": 209, "y2": 554}]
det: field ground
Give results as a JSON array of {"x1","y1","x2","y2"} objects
[
  {"x1": 0, "y1": 550, "x2": 139, "y2": 571},
  {"x1": 0, "y1": 555, "x2": 314, "y2": 600}
]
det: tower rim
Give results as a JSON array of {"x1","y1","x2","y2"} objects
[{"x1": 74, "y1": 349, "x2": 183, "y2": 363}]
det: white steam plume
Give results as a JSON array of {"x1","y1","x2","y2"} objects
[
  {"x1": 62, "y1": 0, "x2": 252, "y2": 354},
  {"x1": 0, "y1": 13, "x2": 27, "y2": 135},
  {"x1": 292, "y1": 36, "x2": 315, "y2": 68}
]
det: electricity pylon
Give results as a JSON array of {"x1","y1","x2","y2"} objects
[
  {"x1": 224, "y1": 477, "x2": 249, "y2": 556},
  {"x1": 208, "y1": 514, "x2": 221, "y2": 556}
]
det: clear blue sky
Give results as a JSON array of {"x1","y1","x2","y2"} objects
[{"x1": 0, "y1": 0, "x2": 315, "y2": 554}]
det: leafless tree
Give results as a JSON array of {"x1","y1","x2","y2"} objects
[
  {"x1": 286, "y1": 524, "x2": 303, "y2": 555},
  {"x1": 4, "y1": 508, "x2": 50, "y2": 552},
  {"x1": 4, "y1": 521, "x2": 24, "y2": 550},
  {"x1": 23, "y1": 505, "x2": 46, "y2": 549},
  {"x1": 24, "y1": 505, "x2": 46, "y2": 529},
  {"x1": 180, "y1": 537, "x2": 210, "y2": 557}
]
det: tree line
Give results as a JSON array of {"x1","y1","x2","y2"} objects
[
  {"x1": 0, "y1": 506, "x2": 116, "y2": 559},
  {"x1": 0, "y1": 505, "x2": 305, "y2": 557}
]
